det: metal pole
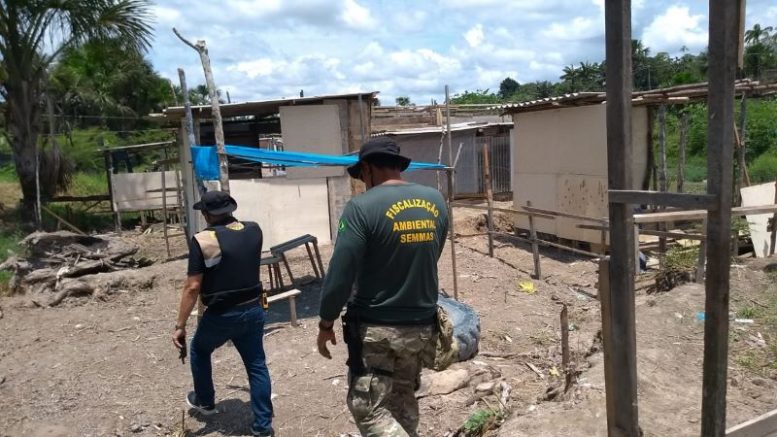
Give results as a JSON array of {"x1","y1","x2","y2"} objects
[
  {"x1": 603, "y1": 0, "x2": 640, "y2": 435},
  {"x1": 446, "y1": 169, "x2": 459, "y2": 300},
  {"x1": 701, "y1": 0, "x2": 738, "y2": 434}
]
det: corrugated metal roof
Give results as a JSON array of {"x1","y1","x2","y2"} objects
[
  {"x1": 374, "y1": 121, "x2": 513, "y2": 136},
  {"x1": 490, "y1": 92, "x2": 605, "y2": 112},
  {"x1": 161, "y1": 91, "x2": 379, "y2": 120}
]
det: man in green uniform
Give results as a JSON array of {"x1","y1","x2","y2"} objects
[{"x1": 317, "y1": 137, "x2": 449, "y2": 437}]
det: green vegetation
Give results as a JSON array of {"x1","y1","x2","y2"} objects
[{"x1": 462, "y1": 408, "x2": 505, "y2": 436}]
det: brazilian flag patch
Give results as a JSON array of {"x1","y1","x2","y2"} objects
[{"x1": 338, "y1": 219, "x2": 347, "y2": 232}]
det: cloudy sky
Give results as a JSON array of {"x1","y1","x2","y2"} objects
[{"x1": 147, "y1": 0, "x2": 777, "y2": 105}]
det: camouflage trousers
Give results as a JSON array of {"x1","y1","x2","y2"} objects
[{"x1": 347, "y1": 324, "x2": 434, "y2": 437}]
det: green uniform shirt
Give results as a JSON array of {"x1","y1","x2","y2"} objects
[{"x1": 319, "y1": 182, "x2": 449, "y2": 324}]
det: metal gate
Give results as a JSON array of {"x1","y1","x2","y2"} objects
[{"x1": 453, "y1": 135, "x2": 511, "y2": 197}]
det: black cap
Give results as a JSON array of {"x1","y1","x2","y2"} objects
[
  {"x1": 347, "y1": 136, "x2": 412, "y2": 179},
  {"x1": 193, "y1": 190, "x2": 237, "y2": 215}
]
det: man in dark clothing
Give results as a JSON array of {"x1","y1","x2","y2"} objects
[
  {"x1": 172, "y1": 190, "x2": 274, "y2": 437},
  {"x1": 317, "y1": 137, "x2": 449, "y2": 437}
]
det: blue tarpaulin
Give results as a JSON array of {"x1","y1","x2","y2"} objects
[{"x1": 191, "y1": 145, "x2": 447, "y2": 181}]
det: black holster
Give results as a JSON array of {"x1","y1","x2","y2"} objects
[{"x1": 342, "y1": 311, "x2": 366, "y2": 376}]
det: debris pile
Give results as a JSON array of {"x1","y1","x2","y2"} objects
[{"x1": 0, "y1": 231, "x2": 152, "y2": 306}]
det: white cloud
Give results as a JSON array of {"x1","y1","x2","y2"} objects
[
  {"x1": 464, "y1": 24, "x2": 485, "y2": 47},
  {"x1": 148, "y1": 0, "x2": 773, "y2": 105},
  {"x1": 543, "y1": 16, "x2": 601, "y2": 41},
  {"x1": 340, "y1": 0, "x2": 377, "y2": 30},
  {"x1": 642, "y1": 6, "x2": 707, "y2": 54},
  {"x1": 151, "y1": 6, "x2": 182, "y2": 24}
]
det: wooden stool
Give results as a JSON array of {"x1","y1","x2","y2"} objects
[
  {"x1": 260, "y1": 255, "x2": 286, "y2": 292},
  {"x1": 267, "y1": 289, "x2": 302, "y2": 326},
  {"x1": 269, "y1": 234, "x2": 326, "y2": 284}
]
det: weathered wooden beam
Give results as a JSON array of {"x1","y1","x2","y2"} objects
[
  {"x1": 451, "y1": 202, "x2": 556, "y2": 220},
  {"x1": 608, "y1": 190, "x2": 717, "y2": 210},
  {"x1": 578, "y1": 224, "x2": 706, "y2": 241},
  {"x1": 726, "y1": 408, "x2": 777, "y2": 437},
  {"x1": 603, "y1": 0, "x2": 640, "y2": 435},
  {"x1": 702, "y1": 0, "x2": 738, "y2": 434},
  {"x1": 633, "y1": 204, "x2": 777, "y2": 224},
  {"x1": 522, "y1": 205, "x2": 607, "y2": 223},
  {"x1": 483, "y1": 139, "x2": 495, "y2": 257}
]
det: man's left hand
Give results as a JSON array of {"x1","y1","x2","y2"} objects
[{"x1": 317, "y1": 328, "x2": 337, "y2": 359}]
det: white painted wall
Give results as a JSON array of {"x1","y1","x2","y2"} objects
[
  {"x1": 230, "y1": 177, "x2": 331, "y2": 248},
  {"x1": 511, "y1": 104, "x2": 649, "y2": 243}
]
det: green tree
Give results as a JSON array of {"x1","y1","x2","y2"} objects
[
  {"x1": 0, "y1": 0, "x2": 153, "y2": 209},
  {"x1": 498, "y1": 77, "x2": 520, "y2": 100},
  {"x1": 395, "y1": 96, "x2": 411, "y2": 106},
  {"x1": 450, "y1": 89, "x2": 500, "y2": 104},
  {"x1": 50, "y1": 39, "x2": 173, "y2": 130}
]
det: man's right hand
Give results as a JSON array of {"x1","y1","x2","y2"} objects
[
  {"x1": 173, "y1": 328, "x2": 186, "y2": 349},
  {"x1": 317, "y1": 328, "x2": 337, "y2": 359}
]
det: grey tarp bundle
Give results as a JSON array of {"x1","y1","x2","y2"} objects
[{"x1": 438, "y1": 294, "x2": 480, "y2": 362}]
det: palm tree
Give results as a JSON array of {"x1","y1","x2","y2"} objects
[
  {"x1": 0, "y1": 0, "x2": 153, "y2": 209},
  {"x1": 745, "y1": 24, "x2": 773, "y2": 45}
]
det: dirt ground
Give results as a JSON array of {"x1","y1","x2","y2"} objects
[{"x1": 1, "y1": 206, "x2": 777, "y2": 436}]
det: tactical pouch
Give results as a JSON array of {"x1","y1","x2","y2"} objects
[
  {"x1": 421, "y1": 305, "x2": 458, "y2": 371},
  {"x1": 342, "y1": 312, "x2": 366, "y2": 376}
]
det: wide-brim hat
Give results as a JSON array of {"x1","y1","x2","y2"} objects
[
  {"x1": 347, "y1": 136, "x2": 411, "y2": 179},
  {"x1": 193, "y1": 190, "x2": 238, "y2": 215}
]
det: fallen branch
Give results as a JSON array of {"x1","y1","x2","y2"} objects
[{"x1": 525, "y1": 362, "x2": 544, "y2": 379}]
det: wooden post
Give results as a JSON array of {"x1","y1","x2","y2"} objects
[
  {"x1": 696, "y1": 217, "x2": 708, "y2": 283},
  {"x1": 702, "y1": 0, "x2": 738, "y2": 434},
  {"x1": 482, "y1": 139, "x2": 495, "y2": 257},
  {"x1": 677, "y1": 111, "x2": 688, "y2": 193},
  {"x1": 643, "y1": 107, "x2": 655, "y2": 191},
  {"x1": 173, "y1": 28, "x2": 230, "y2": 193},
  {"x1": 658, "y1": 105, "x2": 668, "y2": 268},
  {"x1": 445, "y1": 85, "x2": 454, "y2": 197},
  {"x1": 561, "y1": 303, "x2": 572, "y2": 392},
  {"x1": 178, "y1": 68, "x2": 205, "y2": 198},
  {"x1": 162, "y1": 145, "x2": 171, "y2": 259},
  {"x1": 603, "y1": 0, "x2": 640, "y2": 435},
  {"x1": 527, "y1": 201, "x2": 541, "y2": 279},
  {"x1": 738, "y1": 92, "x2": 749, "y2": 190},
  {"x1": 770, "y1": 179, "x2": 777, "y2": 256},
  {"x1": 447, "y1": 169, "x2": 459, "y2": 300}
]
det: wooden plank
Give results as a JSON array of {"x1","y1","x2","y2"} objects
[
  {"x1": 702, "y1": 0, "x2": 739, "y2": 434},
  {"x1": 40, "y1": 205, "x2": 86, "y2": 235},
  {"x1": 267, "y1": 288, "x2": 302, "y2": 303},
  {"x1": 451, "y1": 203, "x2": 556, "y2": 220},
  {"x1": 726, "y1": 408, "x2": 777, "y2": 437},
  {"x1": 522, "y1": 205, "x2": 607, "y2": 224},
  {"x1": 577, "y1": 224, "x2": 706, "y2": 240},
  {"x1": 603, "y1": 0, "x2": 640, "y2": 434},
  {"x1": 489, "y1": 231, "x2": 601, "y2": 258},
  {"x1": 608, "y1": 190, "x2": 716, "y2": 209},
  {"x1": 633, "y1": 204, "x2": 777, "y2": 224}
]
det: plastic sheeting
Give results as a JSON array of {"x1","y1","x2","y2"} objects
[
  {"x1": 190, "y1": 145, "x2": 447, "y2": 181},
  {"x1": 438, "y1": 295, "x2": 480, "y2": 362}
]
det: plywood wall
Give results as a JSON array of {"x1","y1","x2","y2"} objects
[
  {"x1": 512, "y1": 104, "x2": 649, "y2": 243},
  {"x1": 231, "y1": 177, "x2": 331, "y2": 248},
  {"x1": 280, "y1": 104, "x2": 345, "y2": 179},
  {"x1": 111, "y1": 171, "x2": 181, "y2": 212}
]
